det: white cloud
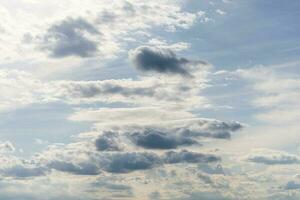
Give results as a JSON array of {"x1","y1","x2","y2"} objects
[
  {"x1": 69, "y1": 107, "x2": 195, "y2": 125},
  {"x1": 216, "y1": 9, "x2": 226, "y2": 15}
]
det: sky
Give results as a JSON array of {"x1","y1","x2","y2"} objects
[{"x1": 0, "y1": 0, "x2": 300, "y2": 199}]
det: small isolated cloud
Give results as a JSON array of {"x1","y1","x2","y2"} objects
[
  {"x1": 246, "y1": 148, "x2": 300, "y2": 165},
  {"x1": 130, "y1": 46, "x2": 207, "y2": 76},
  {"x1": 0, "y1": 141, "x2": 15, "y2": 153},
  {"x1": 41, "y1": 17, "x2": 100, "y2": 58},
  {"x1": 216, "y1": 9, "x2": 226, "y2": 15}
]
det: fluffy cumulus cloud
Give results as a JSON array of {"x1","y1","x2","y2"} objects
[
  {"x1": 0, "y1": 141, "x2": 15, "y2": 153},
  {"x1": 130, "y1": 46, "x2": 204, "y2": 76},
  {"x1": 41, "y1": 17, "x2": 100, "y2": 58},
  {"x1": 95, "y1": 132, "x2": 122, "y2": 151}
]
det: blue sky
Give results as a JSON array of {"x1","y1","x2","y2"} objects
[{"x1": 0, "y1": 0, "x2": 300, "y2": 199}]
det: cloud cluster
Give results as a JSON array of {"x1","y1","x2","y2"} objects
[
  {"x1": 14, "y1": 0, "x2": 206, "y2": 61},
  {"x1": 48, "y1": 47, "x2": 211, "y2": 110},
  {"x1": 91, "y1": 118, "x2": 242, "y2": 151},
  {"x1": 0, "y1": 117, "x2": 241, "y2": 178},
  {"x1": 0, "y1": 0, "x2": 211, "y2": 62}
]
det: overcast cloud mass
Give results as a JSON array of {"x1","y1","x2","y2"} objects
[{"x1": 0, "y1": 0, "x2": 300, "y2": 199}]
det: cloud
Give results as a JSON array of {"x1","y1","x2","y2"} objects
[
  {"x1": 0, "y1": 141, "x2": 15, "y2": 153},
  {"x1": 285, "y1": 181, "x2": 300, "y2": 190},
  {"x1": 216, "y1": 9, "x2": 226, "y2": 15},
  {"x1": 246, "y1": 148, "x2": 300, "y2": 165},
  {"x1": 163, "y1": 150, "x2": 220, "y2": 164},
  {"x1": 41, "y1": 17, "x2": 100, "y2": 58},
  {"x1": 233, "y1": 65, "x2": 300, "y2": 126},
  {"x1": 99, "y1": 150, "x2": 220, "y2": 173},
  {"x1": 47, "y1": 160, "x2": 100, "y2": 175},
  {"x1": 198, "y1": 164, "x2": 225, "y2": 175},
  {"x1": 57, "y1": 80, "x2": 157, "y2": 99},
  {"x1": 95, "y1": 132, "x2": 122, "y2": 151},
  {"x1": 69, "y1": 107, "x2": 195, "y2": 124},
  {"x1": 0, "y1": 70, "x2": 50, "y2": 111},
  {"x1": 101, "y1": 152, "x2": 161, "y2": 173},
  {"x1": 175, "y1": 192, "x2": 232, "y2": 200},
  {"x1": 91, "y1": 179, "x2": 133, "y2": 198},
  {"x1": 176, "y1": 119, "x2": 242, "y2": 139},
  {"x1": 55, "y1": 78, "x2": 194, "y2": 107},
  {"x1": 130, "y1": 46, "x2": 205, "y2": 76},
  {"x1": 129, "y1": 129, "x2": 198, "y2": 149},
  {"x1": 1, "y1": 165, "x2": 47, "y2": 178},
  {"x1": 81, "y1": 118, "x2": 242, "y2": 151},
  {"x1": 54, "y1": 74, "x2": 210, "y2": 108}
]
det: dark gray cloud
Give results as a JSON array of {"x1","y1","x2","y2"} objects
[
  {"x1": 70, "y1": 82, "x2": 156, "y2": 98},
  {"x1": 102, "y1": 152, "x2": 161, "y2": 173},
  {"x1": 99, "y1": 150, "x2": 220, "y2": 173},
  {"x1": 91, "y1": 119, "x2": 242, "y2": 151},
  {"x1": 248, "y1": 156, "x2": 300, "y2": 165},
  {"x1": 175, "y1": 120, "x2": 242, "y2": 140},
  {"x1": 42, "y1": 17, "x2": 100, "y2": 58},
  {"x1": 178, "y1": 129, "x2": 232, "y2": 139},
  {"x1": 130, "y1": 46, "x2": 197, "y2": 76},
  {"x1": 129, "y1": 129, "x2": 198, "y2": 149},
  {"x1": 47, "y1": 160, "x2": 100, "y2": 175},
  {"x1": 205, "y1": 121, "x2": 242, "y2": 132},
  {"x1": 58, "y1": 81, "x2": 181, "y2": 103},
  {"x1": 163, "y1": 150, "x2": 220, "y2": 164},
  {"x1": 95, "y1": 132, "x2": 122, "y2": 151}
]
